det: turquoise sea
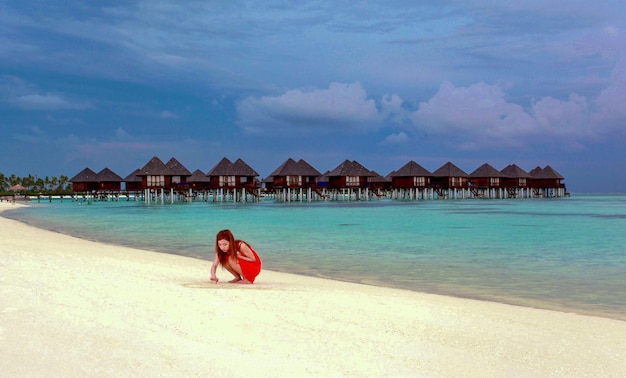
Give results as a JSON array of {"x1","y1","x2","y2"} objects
[{"x1": 3, "y1": 194, "x2": 626, "y2": 321}]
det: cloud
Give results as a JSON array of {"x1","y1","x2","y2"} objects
[
  {"x1": 411, "y1": 81, "x2": 533, "y2": 146},
  {"x1": 531, "y1": 94, "x2": 590, "y2": 138},
  {"x1": 408, "y1": 79, "x2": 607, "y2": 149},
  {"x1": 236, "y1": 66, "x2": 625, "y2": 151},
  {"x1": 380, "y1": 131, "x2": 410, "y2": 145},
  {"x1": 595, "y1": 57, "x2": 626, "y2": 120},
  {"x1": 380, "y1": 93, "x2": 408, "y2": 124},
  {"x1": 114, "y1": 128, "x2": 131, "y2": 139},
  {"x1": 14, "y1": 93, "x2": 92, "y2": 111},
  {"x1": 0, "y1": 75, "x2": 92, "y2": 111},
  {"x1": 237, "y1": 82, "x2": 382, "y2": 134}
]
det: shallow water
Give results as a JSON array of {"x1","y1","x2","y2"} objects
[{"x1": 4, "y1": 194, "x2": 626, "y2": 320}]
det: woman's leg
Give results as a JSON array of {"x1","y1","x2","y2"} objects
[
  {"x1": 223, "y1": 257, "x2": 251, "y2": 284},
  {"x1": 221, "y1": 260, "x2": 243, "y2": 282}
]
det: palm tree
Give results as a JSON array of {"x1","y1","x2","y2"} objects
[
  {"x1": 35, "y1": 177, "x2": 45, "y2": 192},
  {"x1": 59, "y1": 175, "x2": 69, "y2": 192},
  {"x1": 51, "y1": 176, "x2": 58, "y2": 190},
  {"x1": 8, "y1": 173, "x2": 18, "y2": 186},
  {"x1": 22, "y1": 175, "x2": 35, "y2": 190}
]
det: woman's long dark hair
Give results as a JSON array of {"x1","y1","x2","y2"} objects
[{"x1": 215, "y1": 229, "x2": 247, "y2": 265}]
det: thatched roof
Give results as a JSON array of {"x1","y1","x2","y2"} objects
[
  {"x1": 232, "y1": 158, "x2": 259, "y2": 176},
  {"x1": 137, "y1": 156, "x2": 176, "y2": 176},
  {"x1": 166, "y1": 157, "x2": 192, "y2": 176},
  {"x1": 389, "y1": 160, "x2": 431, "y2": 177},
  {"x1": 432, "y1": 162, "x2": 468, "y2": 177},
  {"x1": 268, "y1": 158, "x2": 300, "y2": 177},
  {"x1": 124, "y1": 169, "x2": 142, "y2": 182},
  {"x1": 529, "y1": 165, "x2": 564, "y2": 179},
  {"x1": 96, "y1": 168, "x2": 123, "y2": 182},
  {"x1": 297, "y1": 159, "x2": 322, "y2": 176},
  {"x1": 469, "y1": 163, "x2": 504, "y2": 178},
  {"x1": 207, "y1": 157, "x2": 259, "y2": 177},
  {"x1": 327, "y1": 160, "x2": 376, "y2": 177},
  {"x1": 543, "y1": 165, "x2": 564, "y2": 179},
  {"x1": 500, "y1": 164, "x2": 531, "y2": 179},
  {"x1": 369, "y1": 170, "x2": 390, "y2": 183},
  {"x1": 188, "y1": 169, "x2": 210, "y2": 183},
  {"x1": 207, "y1": 157, "x2": 234, "y2": 176},
  {"x1": 268, "y1": 158, "x2": 321, "y2": 177},
  {"x1": 70, "y1": 167, "x2": 98, "y2": 182}
]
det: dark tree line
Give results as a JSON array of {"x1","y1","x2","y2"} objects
[{"x1": 0, "y1": 173, "x2": 73, "y2": 195}]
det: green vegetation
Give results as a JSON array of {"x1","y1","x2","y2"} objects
[{"x1": 0, "y1": 173, "x2": 73, "y2": 195}]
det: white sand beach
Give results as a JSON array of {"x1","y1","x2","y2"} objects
[{"x1": 1, "y1": 201, "x2": 625, "y2": 377}]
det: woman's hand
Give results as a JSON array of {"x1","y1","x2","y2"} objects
[
  {"x1": 237, "y1": 253, "x2": 253, "y2": 262},
  {"x1": 210, "y1": 275, "x2": 219, "y2": 284}
]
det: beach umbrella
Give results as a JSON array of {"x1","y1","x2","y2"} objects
[{"x1": 10, "y1": 184, "x2": 26, "y2": 191}]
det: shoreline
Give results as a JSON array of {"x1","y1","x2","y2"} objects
[
  {"x1": 5, "y1": 200, "x2": 626, "y2": 323},
  {"x1": 1, "y1": 201, "x2": 625, "y2": 376}
]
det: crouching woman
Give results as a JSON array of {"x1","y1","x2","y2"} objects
[{"x1": 210, "y1": 229, "x2": 262, "y2": 284}]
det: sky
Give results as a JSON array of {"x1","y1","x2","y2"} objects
[{"x1": 1, "y1": 1, "x2": 625, "y2": 193}]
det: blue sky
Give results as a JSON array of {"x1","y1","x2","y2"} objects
[{"x1": 1, "y1": 1, "x2": 625, "y2": 192}]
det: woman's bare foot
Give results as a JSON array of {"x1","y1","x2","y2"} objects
[
  {"x1": 235, "y1": 279, "x2": 252, "y2": 284},
  {"x1": 228, "y1": 277, "x2": 242, "y2": 283}
]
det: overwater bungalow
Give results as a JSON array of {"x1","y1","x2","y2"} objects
[
  {"x1": 123, "y1": 169, "x2": 143, "y2": 195},
  {"x1": 188, "y1": 169, "x2": 211, "y2": 190},
  {"x1": 166, "y1": 157, "x2": 192, "y2": 186},
  {"x1": 69, "y1": 167, "x2": 123, "y2": 201},
  {"x1": 70, "y1": 167, "x2": 99, "y2": 193},
  {"x1": 185, "y1": 169, "x2": 211, "y2": 201},
  {"x1": 266, "y1": 158, "x2": 323, "y2": 201},
  {"x1": 368, "y1": 171, "x2": 391, "y2": 197},
  {"x1": 431, "y1": 162, "x2": 469, "y2": 199},
  {"x1": 468, "y1": 163, "x2": 505, "y2": 199},
  {"x1": 500, "y1": 164, "x2": 532, "y2": 198},
  {"x1": 67, "y1": 157, "x2": 568, "y2": 203},
  {"x1": 95, "y1": 168, "x2": 123, "y2": 198},
  {"x1": 206, "y1": 157, "x2": 260, "y2": 202},
  {"x1": 388, "y1": 160, "x2": 433, "y2": 200},
  {"x1": 326, "y1": 160, "x2": 377, "y2": 200},
  {"x1": 529, "y1": 165, "x2": 567, "y2": 197},
  {"x1": 136, "y1": 156, "x2": 183, "y2": 203}
]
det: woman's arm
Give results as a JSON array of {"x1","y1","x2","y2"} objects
[
  {"x1": 210, "y1": 255, "x2": 220, "y2": 282},
  {"x1": 237, "y1": 242, "x2": 256, "y2": 262}
]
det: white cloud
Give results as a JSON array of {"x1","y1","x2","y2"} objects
[
  {"x1": 14, "y1": 93, "x2": 91, "y2": 111},
  {"x1": 408, "y1": 79, "x2": 609, "y2": 149},
  {"x1": 411, "y1": 81, "x2": 532, "y2": 144},
  {"x1": 114, "y1": 128, "x2": 130, "y2": 139},
  {"x1": 531, "y1": 94, "x2": 590, "y2": 137},
  {"x1": 380, "y1": 131, "x2": 409, "y2": 145},
  {"x1": 237, "y1": 82, "x2": 382, "y2": 134},
  {"x1": 1, "y1": 75, "x2": 92, "y2": 111},
  {"x1": 595, "y1": 57, "x2": 626, "y2": 120}
]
